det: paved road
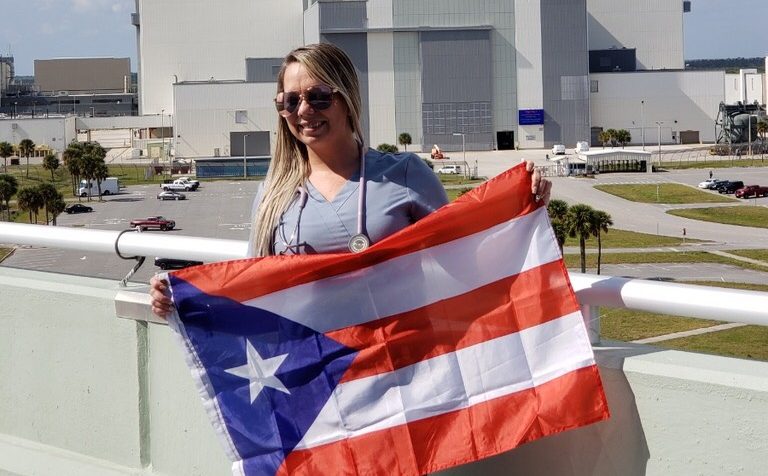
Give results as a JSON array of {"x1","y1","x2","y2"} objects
[
  {"x1": 3, "y1": 148, "x2": 768, "y2": 284},
  {"x1": 2, "y1": 180, "x2": 259, "y2": 283}
]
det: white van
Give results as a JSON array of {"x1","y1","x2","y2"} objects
[
  {"x1": 575, "y1": 141, "x2": 590, "y2": 153},
  {"x1": 436, "y1": 164, "x2": 462, "y2": 174},
  {"x1": 552, "y1": 144, "x2": 566, "y2": 155}
]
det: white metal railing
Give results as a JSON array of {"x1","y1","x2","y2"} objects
[{"x1": 2, "y1": 222, "x2": 768, "y2": 334}]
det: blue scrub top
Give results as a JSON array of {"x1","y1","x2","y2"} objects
[{"x1": 249, "y1": 149, "x2": 448, "y2": 256}]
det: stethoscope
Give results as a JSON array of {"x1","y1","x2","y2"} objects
[{"x1": 277, "y1": 148, "x2": 370, "y2": 254}]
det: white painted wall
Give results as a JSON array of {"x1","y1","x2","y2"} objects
[
  {"x1": 587, "y1": 0, "x2": 684, "y2": 70},
  {"x1": 137, "y1": 0, "x2": 304, "y2": 116},
  {"x1": 367, "y1": 32, "x2": 397, "y2": 148},
  {"x1": 0, "y1": 117, "x2": 75, "y2": 154},
  {"x1": 723, "y1": 72, "x2": 764, "y2": 106},
  {"x1": 173, "y1": 82, "x2": 277, "y2": 159},
  {"x1": 367, "y1": 0, "x2": 394, "y2": 29},
  {"x1": 514, "y1": 0, "x2": 544, "y2": 149},
  {"x1": 590, "y1": 71, "x2": 725, "y2": 144}
]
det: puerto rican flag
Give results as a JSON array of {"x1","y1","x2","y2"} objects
[{"x1": 166, "y1": 164, "x2": 609, "y2": 476}]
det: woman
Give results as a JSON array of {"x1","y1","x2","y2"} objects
[{"x1": 150, "y1": 43, "x2": 551, "y2": 317}]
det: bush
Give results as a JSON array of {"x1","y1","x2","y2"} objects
[{"x1": 376, "y1": 143, "x2": 399, "y2": 153}]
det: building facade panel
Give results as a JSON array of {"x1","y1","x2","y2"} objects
[
  {"x1": 590, "y1": 71, "x2": 725, "y2": 145},
  {"x1": 393, "y1": 32, "x2": 424, "y2": 151},
  {"x1": 366, "y1": 32, "x2": 397, "y2": 148},
  {"x1": 137, "y1": 0, "x2": 304, "y2": 115},
  {"x1": 34, "y1": 58, "x2": 131, "y2": 94},
  {"x1": 514, "y1": 0, "x2": 544, "y2": 149},
  {"x1": 587, "y1": 0, "x2": 684, "y2": 70}
]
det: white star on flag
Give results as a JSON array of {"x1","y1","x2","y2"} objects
[{"x1": 225, "y1": 340, "x2": 290, "y2": 404}]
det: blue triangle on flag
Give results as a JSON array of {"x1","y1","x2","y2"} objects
[{"x1": 170, "y1": 276, "x2": 358, "y2": 474}]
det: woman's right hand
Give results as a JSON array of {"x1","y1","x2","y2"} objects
[{"x1": 150, "y1": 275, "x2": 174, "y2": 318}]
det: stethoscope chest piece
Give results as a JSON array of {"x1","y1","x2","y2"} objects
[{"x1": 348, "y1": 233, "x2": 370, "y2": 253}]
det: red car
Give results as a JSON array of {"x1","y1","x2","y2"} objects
[
  {"x1": 734, "y1": 185, "x2": 768, "y2": 199},
  {"x1": 129, "y1": 216, "x2": 176, "y2": 231}
]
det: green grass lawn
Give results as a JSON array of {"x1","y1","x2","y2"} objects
[
  {"x1": 661, "y1": 157, "x2": 768, "y2": 170},
  {"x1": 726, "y1": 249, "x2": 768, "y2": 262},
  {"x1": 667, "y1": 206, "x2": 768, "y2": 229},
  {"x1": 600, "y1": 281, "x2": 768, "y2": 361},
  {"x1": 563, "y1": 228, "x2": 707, "y2": 248},
  {"x1": 594, "y1": 183, "x2": 735, "y2": 204}
]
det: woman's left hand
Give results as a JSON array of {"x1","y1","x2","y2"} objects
[{"x1": 524, "y1": 160, "x2": 552, "y2": 205}]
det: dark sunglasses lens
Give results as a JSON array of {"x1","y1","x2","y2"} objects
[
  {"x1": 282, "y1": 93, "x2": 301, "y2": 114},
  {"x1": 306, "y1": 86, "x2": 333, "y2": 110}
]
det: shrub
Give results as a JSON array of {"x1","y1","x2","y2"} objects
[{"x1": 376, "y1": 143, "x2": 399, "y2": 153}]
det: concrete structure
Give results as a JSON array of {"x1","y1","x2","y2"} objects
[
  {"x1": 34, "y1": 58, "x2": 131, "y2": 95},
  {"x1": 0, "y1": 56, "x2": 12, "y2": 96},
  {"x1": 0, "y1": 224, "x2": 766, "y2": 475},
  {"x1": 587, "y1": 0, "x2": 685, "y2": 70},
  {"x1": 725, "y1": 69, "x2": 765, "y2": 105},
  {"x1": 135, "y1": 0, "x2": 592, "y2": 155},
  {"x1": 590, "y1": 70, "x2": 726, "y2": 144}
]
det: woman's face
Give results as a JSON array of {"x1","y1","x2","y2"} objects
[{"x1": 279, "y1": 62, "x2": 352, "y2": 154}]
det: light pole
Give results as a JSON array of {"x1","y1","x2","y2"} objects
[
  {"x1": 160, "y1": 109, "x2": 165, "y2": 176},
  {"x1": 242, "y1": 134, "x2": 249, "y2": 178},
  {"x1": 748, "y1": 113, "x2": 752, "y2": 157},
  {"x1": 655, "y1": 121, "x2": 664, "y2": 169},
  {"x1": 640, "y1": 100, "x2": 645, "y2": 151},
  {"x1": 452, "y1": 132, "x2": 466, "y2": 176}
]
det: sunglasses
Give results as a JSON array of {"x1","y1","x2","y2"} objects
[{"x1": 275, "y1": 84, "x2": 337, "y2": 116}]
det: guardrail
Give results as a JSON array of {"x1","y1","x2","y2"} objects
[{"x1": 1, "y1": 222, "x2": 767, "y2": 338}]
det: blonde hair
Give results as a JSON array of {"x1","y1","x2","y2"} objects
[{"x1": 250, "y1": 43, "x2": 364, "y2": 256}]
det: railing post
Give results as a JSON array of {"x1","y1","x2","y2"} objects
[{"x1": 580, "y1": 304, "x2": 600, "y2": 345}]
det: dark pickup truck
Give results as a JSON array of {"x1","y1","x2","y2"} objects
[{"x1": 716, "y1": 181, "x2": 744, "y2": 194}]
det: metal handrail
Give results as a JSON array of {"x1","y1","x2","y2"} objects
[{"x1": 1, "y1": 222, "x2": 767, "y2": 328}]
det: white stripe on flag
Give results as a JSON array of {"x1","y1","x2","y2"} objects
[
  {"x1": 295, "y1": 311, "x2": 593, "y2": 449},
  {"x1": 247, "y1": 208, "x2": 558, "y2": 332}
]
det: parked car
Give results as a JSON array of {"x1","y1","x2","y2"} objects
[
  {"x1": 64, "y1": 203, "x2": 93, "y2": 214},
  {"x1": 435, "y1": 164, "x2": 462, "y2": 174},
  {"x1": 698, "y1": 178, "x2": 726, "y2": 189},
  {"x1": 154, "y1": 257, "x2": 204, "y2": 270},
  {"x1": 129, "y1": 216, "x2": 176, "y2": 231},
  {"x1": 552, "y1": 144, "x2": 566, "y2": 155},
  {"x1": 157, "y1": 191, "x2": 187, "y2": 201},
  {"x1": 161, "y1": 179, "x2": 198, "y2": 192},
  {"x1": 735, "y1": 185, "x2": 768, "y2": 199},
  {"x1": 716, "y1": 181, "x2": 744, "y2": 194}
]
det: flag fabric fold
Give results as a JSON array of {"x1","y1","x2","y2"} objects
[{"x1": 167, "y1": 163, "x2": 610, "y2": 476}]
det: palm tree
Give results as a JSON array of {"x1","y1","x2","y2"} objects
[
  {"x1": 93, "y1": 162, "x2": 110, "y2": 200},
  {"x1": 42, "y1": 154, "x2": 60, "y2": 182},
  {"x1": 565, "y1": 204, "x2": 595, "y2": 273},
  {"x1": 605, "y1": 129, "x2": 618, "y2": 148},
  {"x1": 16, "y1": 186, "x2": 44, "y2": 224},
  {"x1": 18, "y1": 139, "x2": 35, "y2": 179},
  {"x1": 0, "y1": 141, "x2": 13, "y2": 173},
  {"x1": 588, "y1": 210, "x2": 613, "y2": 275},
  {"x1": 398, "y1": 132, "x2": 412, "y2": 152},
  {"x1": 48, "y1": 196, "x2": 67, "y2": 226},
  {"x1": 63, "y1": 141, "x2": 87, "y2": 196},
  {"x1": 546, "y1": 199, "x2": 570, "y2": 253},
  {"x1": 598, "y1": 131, "x2": 611, "y2": 149},
  {"x1": 36, "y1": 183, "x2": 59, "y2": 224},
  {"x1": 615, "y1": 129, "x2": 631, "y2": 148},
  {"x1": 0, "y1": 174, "x2": 19, "y2": 221}
]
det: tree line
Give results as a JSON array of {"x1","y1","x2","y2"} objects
[{"x1": 0, "y1": 140, "x2": 110, "y2": 225}]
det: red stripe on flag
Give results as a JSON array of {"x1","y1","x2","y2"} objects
[
  {"x1": 328, "y1": 261, "x2": 578, "y2": 383},
  {"x1": 276, "y1": 365, "x2": 609, "y2": 476},
  {"x1": 172, "y1": 164, "x2": 539, "y2": 303}
]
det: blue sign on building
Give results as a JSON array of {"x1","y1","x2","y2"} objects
[{"x1": 518, "y1": 109, "x2": 545, "y2": 125}]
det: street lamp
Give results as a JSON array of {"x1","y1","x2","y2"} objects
[
  {"x1": 640, "y1": 100, "x2": 645, "y2": 151},
  {"x1": 655, "y1": 121, "x2": 664, "y2": 169},
  {"x1": 160, "y1": 109, "x2": 166, "y2": 175},
  {"x1": 452, "y1": 132, "x2": 466, "y2": 176},
  {"x1": 748, "y1": 113, "x2": 753, "y2": 157},
  {"x1": 242, "y1": 133, "x2": 249, "y2": 178}
]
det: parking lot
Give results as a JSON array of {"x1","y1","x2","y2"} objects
[{"x1": 3, "y1": 180, "x2": 261, "y2": 283}]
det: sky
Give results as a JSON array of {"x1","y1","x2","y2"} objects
[{"x1": 1, "y1": 0, "x2": 766, "y2": 76}]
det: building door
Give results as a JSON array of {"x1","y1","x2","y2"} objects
[{"x1": 497, "y1": 131, "x2": 514, "y2": 150}]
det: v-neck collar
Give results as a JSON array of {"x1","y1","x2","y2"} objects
[{"x1": 305, "y1": 169, "x2": 361, "y2": 209}]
